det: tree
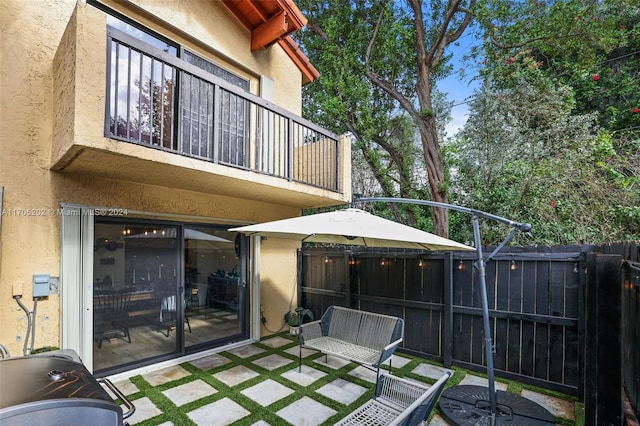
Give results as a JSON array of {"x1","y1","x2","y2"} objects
[
  {"x1": 450, "y1": 0, "x2": 640, "y2": 243},
  {"x1": 450, "y1": 76, "x2": 637, "y2": 244},
  {"x1": 297, "y1": 0, "x2": 475, "y2": 237},
  {"x1": 475, "y1": 0, "x2": 639, "y2": 135}
]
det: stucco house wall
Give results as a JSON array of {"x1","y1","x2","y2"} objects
[{"x1": 0, "y1": 0, "x2": 349, "y2": 361}]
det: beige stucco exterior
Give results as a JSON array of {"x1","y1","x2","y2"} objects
[{"x1": 0, "y1": 0, "x2": 351, "y2": 363}]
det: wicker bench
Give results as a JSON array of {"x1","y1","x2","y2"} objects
[
  {"x1": 335, "y1": 372, "x2": 451, "y2": 426},
  {"x1": 298, "y1": 306, "x2": 404, "y2": 378}
]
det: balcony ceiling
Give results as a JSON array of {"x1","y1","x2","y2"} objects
[
  {"x1": 53, "y1": 146, "x2": 347, "y2": 209},
  {"x1": 221, "y1": 0, "x2": 319, "y2": 84}
]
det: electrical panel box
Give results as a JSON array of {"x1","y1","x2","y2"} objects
[{"x1": 33, "y1": 274, "x2": 50, "y2": 297}]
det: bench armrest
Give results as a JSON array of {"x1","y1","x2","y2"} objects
[
  {"x1": 376, "y1": 337, "x2": 404, "y2": 367},
  {"x1": 299, "y1": 320, "x2": 323, "y2": 344}
]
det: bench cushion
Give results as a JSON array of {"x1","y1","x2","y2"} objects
[{"x1": 304, "y1": 337, "x2": 382, "y2": 365}]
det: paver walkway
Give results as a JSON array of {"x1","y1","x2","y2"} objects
[{"x1": 105, "y1": 333, "x2": 578, "y2": 425}]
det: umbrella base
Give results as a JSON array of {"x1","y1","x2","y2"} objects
[{"x1": 439, "y1": 385, "x2": 555, "y2": 425}]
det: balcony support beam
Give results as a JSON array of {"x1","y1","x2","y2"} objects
[{"x1": 251, "y1": 12, "x2": 289, "y2": 51}]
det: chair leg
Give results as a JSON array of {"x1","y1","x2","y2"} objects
[{"x1": 185, "y1": 316, "x2": 191, "y2": 333}]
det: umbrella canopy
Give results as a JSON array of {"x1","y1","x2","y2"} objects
[{"x1": 230, "y1": 208, "x2": 474, "y2": 251}]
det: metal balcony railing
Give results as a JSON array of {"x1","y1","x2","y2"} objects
[{"x1": 105, "y1": 27, "x2": 340, "y2": 192}]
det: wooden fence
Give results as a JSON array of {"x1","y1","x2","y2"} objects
[
  {"x1": 298, "y1": 242, "x2": 640, "y2": 423},
  {"x1": 299, "y1": 245, "x2": 589, "y2": 395},
  {"x1": 589, "y1": 241, "x2": 639, "y2": 426}
]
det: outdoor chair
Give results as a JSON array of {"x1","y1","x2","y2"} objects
[{"x1": 335, "y1": 372, "x2": 451, "y2": 426}]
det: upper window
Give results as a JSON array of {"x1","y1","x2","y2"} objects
[
  {"x1": 183, "y1": 50, "x2": 249, "y2": 91},
  {"x1": 106, "y1": 15, "x2": 178, "y2": 56},
  {"x1": 105, "y1": 14, "x2": 248, "y2": 91},
  {"x1": 102, "y1": 6, "x2": 251, "y2": 166}
]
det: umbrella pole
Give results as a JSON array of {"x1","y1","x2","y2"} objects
[
  {"x1": 472, "y1": 215, "x2": 497, "y2": 419},
  {"x1": 354, "y1": 196, "x2": 532, "y2": 420}
]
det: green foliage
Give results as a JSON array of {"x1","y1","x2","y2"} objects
[
  {"x1": 450, "y1": 75, "x2": 639, "y2": 245},
  {"x1": 475, "y1": 0, "x2": 639, "y2": 134},
  {"x1": 446, "y1": 0, "x2": 640, "y2": 245},
  {"x1": 297, "y1": 1, "x2": 427, "y2": 222},
  {"x1": 284, "y1": 307, "x2": 314, "y2": 327}
]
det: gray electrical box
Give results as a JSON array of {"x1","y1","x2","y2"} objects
[{"x1": 33, "y1": 274, "x2": 50, "y2": 297}]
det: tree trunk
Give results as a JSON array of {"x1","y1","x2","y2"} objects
[{"x1": 419, "y1": 115, "x2": 449, "y2": 237}]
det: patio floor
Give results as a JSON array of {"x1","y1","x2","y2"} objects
[{"x1": 104, "y1": 333, "x2": 580, "y2": 426}]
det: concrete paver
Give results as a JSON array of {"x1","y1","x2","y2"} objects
[
  {"x1": 522, "y1": 388, "x2": 576, "y2": 421},
  {"x1": 126, "y1": 396, "x2": 162, "y2": 425},
  {"x1": 241, "y1": 378, "x2": 295, "y2": 406},
  {"x1": 187, "y1": 397, "x2": 250, "y2": 425},
  {"x1": 189, "y1": 353, "x2": 232, "y2": 370},
  {"x1": 251, "y1": 353, "x2": 294, "y2": 370},
  {"x1": 458, "y1": 373, "x2": 509, "y2": 391},
  {"x1": 316, "y1": 378, "x2": 368, "y2": 405},
  {"x1": 162, "y1": 379, "x2": 217, "y2": 406},
  {"x1": 142, "y1": 365, "x2": 191, "y2": 386},
  {"x1": 281, "y1": 365, "x2": 328, "y2": 386},
  {"x1": 213, "y1": 365, "x2": 259, "y2": 386},
  {"x1": 276, "y1": 396, "x2": 337, "y2": 426}
]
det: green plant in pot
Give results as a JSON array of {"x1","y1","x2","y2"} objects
[{"x1": 284, "y1": 307, "x2": 314, "y2": 335}]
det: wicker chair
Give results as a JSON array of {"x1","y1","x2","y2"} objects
[{"x1": 335, "y1": 372, "x2": 451, "y2": 426}]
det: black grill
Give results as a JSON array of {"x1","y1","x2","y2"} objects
[{"x1": 0, "y1": 350, "x2": 134, "y2": 426}]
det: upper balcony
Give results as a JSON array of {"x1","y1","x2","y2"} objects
[{"x1": 51, "y1": 4, "x2": 351, "y2": 209}]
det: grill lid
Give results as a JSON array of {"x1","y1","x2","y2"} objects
[{"x1": 0, "y1": 356, "x2": 114, "y2": 408}]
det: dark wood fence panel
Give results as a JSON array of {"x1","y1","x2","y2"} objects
[
  {"x1": 298, "y1": 241, "x2": 639, "y2": 417},
  {"x1": 594, "y1": 241, "x2": 640, "y2": 424},
  {"x1": 299, "y1": 246, "x2": 586, "y2": 395},
  {"x1": 622, "y1": 258, "x2": 640, "y2": 422}
]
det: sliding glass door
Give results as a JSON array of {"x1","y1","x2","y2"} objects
[{"x1": 92, "y1": 219, "x2": 248, "y2": 374}]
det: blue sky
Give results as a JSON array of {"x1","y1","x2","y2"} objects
[{"x1": 437, "y1": 32, "x2": 482, "y2": 137}]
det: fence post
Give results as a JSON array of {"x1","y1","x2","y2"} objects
[
  {"x1": 443, "y1": 252, "x2": 453, "y2": 368},
  {"x1": 584, "y1": 253, "x2": 622, "y2": 426},
  {"x1": 344, "y1": 249, "x2": 351, "y2": 308}
]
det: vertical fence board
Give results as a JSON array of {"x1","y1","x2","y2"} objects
[
  {"x1": 455, "y1": 259, "x2": 475, "y2": 365},
  {"x1": 584, "y1": 253, "x2": 623, "y2": 425},
  {"x1": 508, "y1": 260, "x2": 523, "y2": 374},
  {"x1": 495, "y1": 260, "x2": 510, "y2": 372},
  {"x1": 534, "y1": 323, "x2": 550, "y2": 381},
  {"x1": 521, "y1": 256, "x2": 537, "y2": 377},
  {"x1": 534, "y1": 261, "x2": 551, "y2": 380}
]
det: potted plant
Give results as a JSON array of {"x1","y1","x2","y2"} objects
[{"x1": 284, "y1": 307, "x2": 314, "y2": 336}]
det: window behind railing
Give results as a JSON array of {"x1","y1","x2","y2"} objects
[
  {"x1": 107, "y1": 38, "x2": 177, "y2": 149},
  {"x1": 105, "y1": 27, "x2": 340, "y2": 192}
]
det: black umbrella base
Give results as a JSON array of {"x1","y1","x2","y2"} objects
[{"x1": 439, "y1": 385, "x2": 556, "y2": 426}]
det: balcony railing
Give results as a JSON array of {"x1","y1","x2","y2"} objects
[{"x1": 105, "y1": 27, "x2": 340, "y2": 192}]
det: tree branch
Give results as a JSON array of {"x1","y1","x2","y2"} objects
[
  {"x1": 490, "y1": 31, "x2": 592, "y2": 50},
  {"x1": 305, "y1": 21, "x2": 329, "y2": 42},
  {"x1": 364, "y1": 2, "x2": 420, "y2": 120}
]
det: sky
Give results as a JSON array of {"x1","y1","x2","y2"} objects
[{"x1": 438, "y1": 32, "x2": 482, "y2": 138}]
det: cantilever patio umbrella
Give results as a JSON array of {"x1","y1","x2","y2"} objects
[
  {"x1": 233, "y1": 202, "x2": 554, "y2": 425},
  {"x1": 229, "y1": 208, "x2": 475, "y2": 251}
]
